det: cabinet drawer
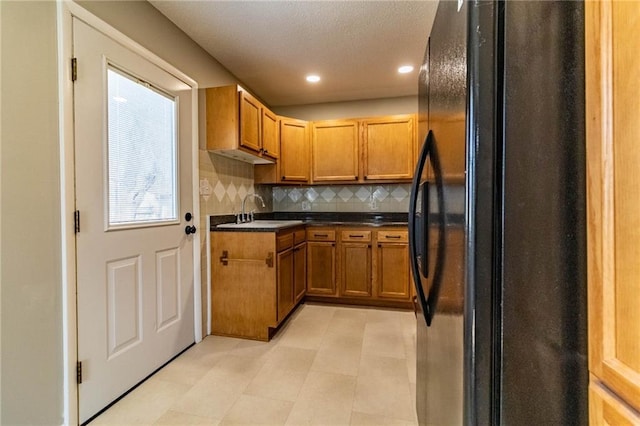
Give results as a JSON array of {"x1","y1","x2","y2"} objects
[
  {"x1": 341, "y1": 230, "x2": 372, "y2": 242},
  {"x1": 294, "y1": 229, "x2": 306, "y2": 245},
  {"x1": 377, "y1": 230, "x2": 408, "y2": 243},
  {"x1": 277, "y1": 232, "x2": 294, "y2": 252},
  {"x1": 307, "y1": 229, "x2": 336, "y2": 242}
]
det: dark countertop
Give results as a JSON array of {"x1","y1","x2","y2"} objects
[{"x1": 210, "y1": 211, "x2": 409, "y2": 232}]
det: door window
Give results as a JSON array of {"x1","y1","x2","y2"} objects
[{"x1": 107, "y1": 66, "x2": 178, "y2": 228}]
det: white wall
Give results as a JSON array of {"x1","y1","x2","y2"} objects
[
  {"x1": 1, "y1": 1, "x2": 63, "y2": 423},
  {"x1": 273, "y1": 95, "x2": 418, "y2": 121}
]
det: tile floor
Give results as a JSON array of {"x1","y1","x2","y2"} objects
[{"x1": 92, "y1": 303, "x2": 418, "y2": 425}]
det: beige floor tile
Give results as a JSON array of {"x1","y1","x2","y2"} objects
[
  {"x1": 362, "y1": 322, "x2": 407, "y2": 359},
  {"x1": 365, "y1": 307, "x2": 406, "y2": 325},
  {"x1": 285, "y1": 398, "x2": 352, "y2": 426},
  {"x1": 153, "y1": 352, "x2": 226, "y2": 386},
  {"x1": 194, "y1": 335, "x2": 244, "y2": 354},
  {"x1": 263, "y1": 345, "x2": 318, "y2": 372},
  {"x1": 353, "y1": 355, "x2": 415, "y2": 422},
  {"x1": 244, "y1": 365, "x2": 308, "y2": 402},
  {"x1": 155, "y1": 409, "x2": 221, "y2": 425},
  {"x1": 208, "y1": 353, "x2": 269, "y2": 380},
  {"x1": 297, "y1": 371, "x2": 357, "y2": 404},
  {"x1": 275, "y1": 323, "x2": 328, "y2": 350},
  {"x1": 169, "y1": 378, "x2": 242, "y2": 421},
  {"x1": 92, "y1": 304, "x2": 418, "y2": 426},
  {"x1": 311, "y1": 335, "x2": 362, "y2": 376},
  {"x1": 350, "y1": 411, "x2": 417, "y2": 426},
  {"x1": 310, "y1": 348, "x2": 361, "y2": 377},
  {"x1": 220, "y1": 395, "x2": 293, "y2": 425},
  {"x1": 170, "y1": 356, "x2": 265, "y2": 420},
  {"x1": 92, "y1": 378, "x2": 191, "y2": 425},
  {"x1": 294, "y1": 303, "x2": 337, "y2": 322},
  {"x1": 227, "y1": 339, "x2": 274, "y2": 359}
]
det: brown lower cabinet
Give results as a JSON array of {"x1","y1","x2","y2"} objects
[
  {"x1": 211, "y1": 224, "x2": 412, "y2": 342},
  {"x1": 211, "y1": 226, "x2": 305, "y2": 341},
  {"x1": 293, "y1": 241, "x2": 307, "y2": 303},
  {"x1": 376, "y1": 230, "x2": 411, "y2": 299},
  {"x1": 306, "y1": 226, "x2": 412, "y2": 307},
  {"x1": 306, "y1": 228, "x2": 337, "y2": 296},
  {"x1": 340, "y1": 230, "x2": 372, "y2": 298}
]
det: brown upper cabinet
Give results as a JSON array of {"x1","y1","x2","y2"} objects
[
  {"x1": 206, "y1": 85, "x2": 278, "y2": 164},
  {"x1": 311, "y1": 115, "x2": 416, "y2": 184},
  {"x1": 311, "y1": 120, "x2": 360, "y2": 182},
  {"x1": 255, "y1": 116, "x2": 310, "y2": 185},
  {"x1": 362, "y1": 115, "x2": 415, "y2": 181},
  {"x1": 280, "y1": 117, "x2": 310, "y2": 182}
]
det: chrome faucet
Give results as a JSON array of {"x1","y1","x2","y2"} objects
[{"x1": 240, "y1": 193, "x2": 265, "y2": 223}]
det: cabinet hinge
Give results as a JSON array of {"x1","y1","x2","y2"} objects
[
  {"x1": 71, "y1": 58, "x2": 77, "y2": 82},
  {"x1": 77, "y1": 361, "x2": 83, "y2": 384},
  {"x1": 74, "y1": 210, "x2": 80, "y2": 234}
]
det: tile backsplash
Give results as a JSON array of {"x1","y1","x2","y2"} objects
[
  {"x1": 272, "y1": 184, "x2": 411, "y2": 213},
  {"x1": 199, "y1": 151, "x2": 272, "y2": 215}
]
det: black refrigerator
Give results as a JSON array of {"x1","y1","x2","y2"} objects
[{"x1": 408, "y1": 1, "x2": 588, "y2": 425}]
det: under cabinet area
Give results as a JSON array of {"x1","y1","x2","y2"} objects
[{"x1": 211, "y1": 226, "x2": 305, "y2": 341}]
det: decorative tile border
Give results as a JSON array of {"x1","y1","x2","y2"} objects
[{"x1": 272, "y1": 184, "x2": 412, "y2": 213}]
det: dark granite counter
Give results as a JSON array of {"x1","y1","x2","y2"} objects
[{"x1": 210, "y1": 211, "x2": 409, "y2": 232}]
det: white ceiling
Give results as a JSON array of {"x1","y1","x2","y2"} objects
[{"x1": 149, "y1": 1, "x2": 438, "y2": 107}]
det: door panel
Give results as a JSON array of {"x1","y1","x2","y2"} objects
[{"x1": 74, "y1": 18, "x2": 195, "y2": 422}]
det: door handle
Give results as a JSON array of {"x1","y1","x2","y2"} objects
[
  {"x1": 185, "y1": 225, "x2": 197, "y2": 235},
  {"x1": 409, "y1": 130, "x2": 446, "y2": 326}
]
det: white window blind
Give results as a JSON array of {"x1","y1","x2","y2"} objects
[{"x1": 107, "y1": 67, "x2": 178, "y2": 227}]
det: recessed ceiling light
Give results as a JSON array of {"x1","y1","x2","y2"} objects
[
  {"x1": 398, "y1": 65, "x2": 414, "y2": 74},
  {"x1": 306, "y1": 75, "x2": 321, "y2": 83}
]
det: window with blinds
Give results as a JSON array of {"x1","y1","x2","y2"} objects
[{"x1": 107, "y1": 66, "x2": 178, "y2": 228}]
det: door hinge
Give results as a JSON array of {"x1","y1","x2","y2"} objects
[
  {"x1": 74, "y1": 210, "x2": 80, "y2": 234},
  {"x1": 71, "y1": 57, "x2": 77, "y2": 82},
  {"x1": 77, "y1": 361, "x2": 83, "y2": 384}
]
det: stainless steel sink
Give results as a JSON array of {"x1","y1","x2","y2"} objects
[{"x1": 216, "y1": 220, "x2": 304, "y2": 229}]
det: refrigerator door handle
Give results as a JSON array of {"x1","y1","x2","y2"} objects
[
  {"x1": 409, "y1": 131, "x2": 432, "y2": 324},
  {"x1": 409, "y1": 130, "x2": 447, "y2": 326}
]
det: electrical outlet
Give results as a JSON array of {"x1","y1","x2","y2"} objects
[{"x1": 199, "y1": 178, "x2": 212, "y2": 201}]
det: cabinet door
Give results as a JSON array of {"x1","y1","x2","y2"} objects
[
  {"x1": 277, "y1": 247, "x2": 294, "y2": 322},
  {"x1": 590, "y1": 380, "x2": 640, "y2": 426},
  {"x1": 294, "y1": 242, "x2": 307, "y2": 303},
  {"x1": 587, "y1": 0, "x2": 640, "y2": 413},
  {"x1": 340, "y1": 242, "x2": 372, "y2": 297},
  {"x1": 280, "y1": 117, "x2": 309, "y2": 182},
  {"x1": 377, "y1": 243, "x2": 410, "y2": 300},
  {"x1": 239, "y1": 91, "x2": 262, "y2": 153},
  {"x1": 262, "y1": 108, "x2": 279, "y2": 159},
  {"x1": 362, "y1": 115, "x2": 415, "y2": 180},
  {"x1": 306, "y1": 241, "x2": 336, "y2": 295},
  {"x1": 312, "y1": 120, "x2": 359, "y2": 182}
]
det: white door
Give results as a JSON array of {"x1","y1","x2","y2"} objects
[{"x1": 73, "y1": 18, "x2": 196, "y2": 423}]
